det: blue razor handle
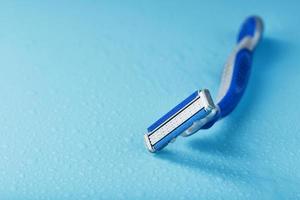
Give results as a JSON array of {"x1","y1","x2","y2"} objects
[
  {"x1": 144, "y1": 16, "x2": 264, "y2": 152},
  {"x1": 216, "y1": 16, "x2": 264, "y2": 119}
]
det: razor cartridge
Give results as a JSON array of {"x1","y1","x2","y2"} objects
[{"x1": 144, "y1": 89, "x2": 218, "y2": 152}]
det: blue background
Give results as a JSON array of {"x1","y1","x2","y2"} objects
[{"x1": 0, "y1": 0, "x2": 299, "y2": 199}]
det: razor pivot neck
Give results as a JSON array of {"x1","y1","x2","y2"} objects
[{"x1": 144, "y1": 16, "x2": 263, "y2": 152}]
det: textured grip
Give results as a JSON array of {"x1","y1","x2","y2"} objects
[
  {"x1": 216, "y1": 16, "x2": 263, "y2": 119},
  {"x1": 218, "y1": 49, "x2": 252, "y2": 118}
]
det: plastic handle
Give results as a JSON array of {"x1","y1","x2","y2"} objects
[{"x1": 217, "y1": 16, "x2": 264, "y2": 119}]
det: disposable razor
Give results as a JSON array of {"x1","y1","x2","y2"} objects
[{"x1": 144, "y1": 16, "x2": 264, "y2": 152}]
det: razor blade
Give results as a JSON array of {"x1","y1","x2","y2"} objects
[{"x1": 144, "y1": 89, "x2": 218, "y2": 152}]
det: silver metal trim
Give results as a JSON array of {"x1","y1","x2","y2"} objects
[
  {"x1": 199, "y1": 89, "x2": 216, "y2": 112},
  {"x1": 144, "y1": 134, "x2": 155, "y2": 153}
]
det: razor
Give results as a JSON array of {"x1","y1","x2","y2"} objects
[{"x1": 144, "y1": 16, "x2": 264, "y2": 152}]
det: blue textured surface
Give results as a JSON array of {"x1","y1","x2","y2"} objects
[{"x1": 0, "y1": 1, "x2": 300, "y2": 199}]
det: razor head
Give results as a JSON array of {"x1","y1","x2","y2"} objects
[{"x1": 144, "y1": 89, "x2": 218, "y2": 153}]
